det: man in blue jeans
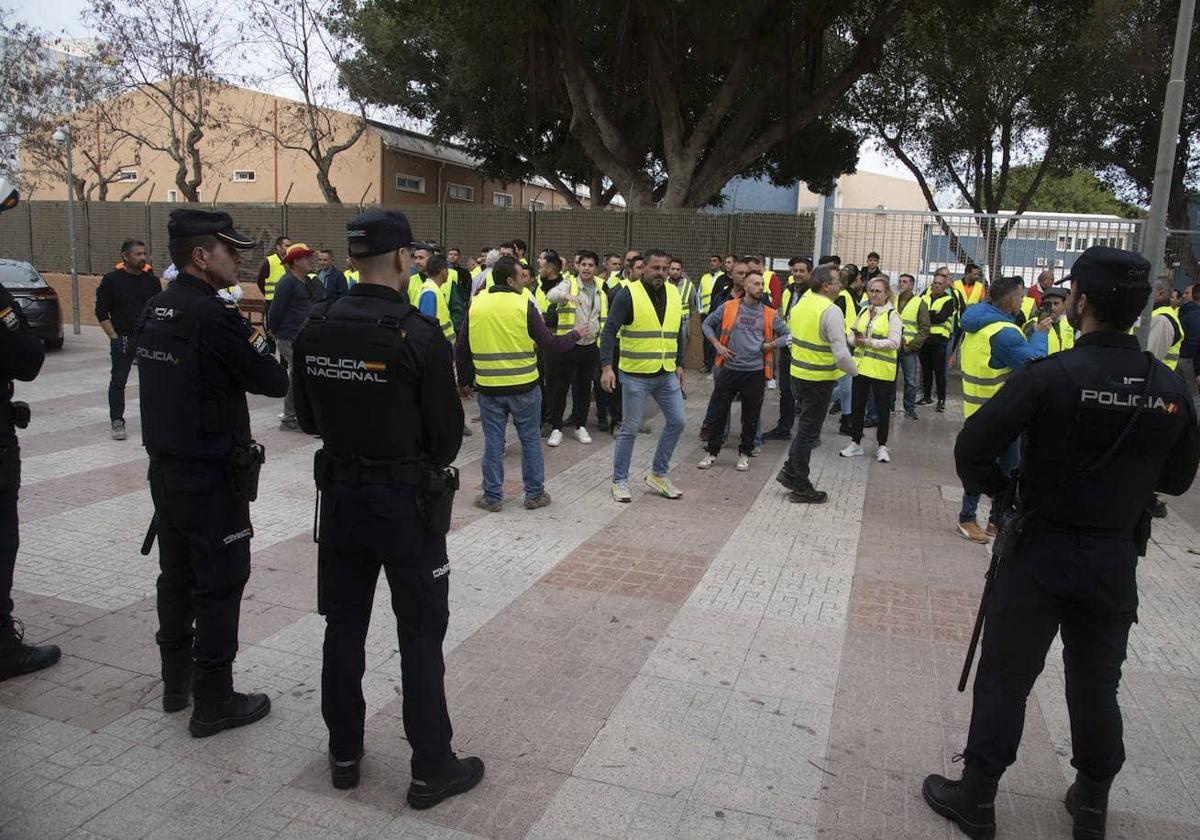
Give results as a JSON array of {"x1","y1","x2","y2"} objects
[
  {"x1": 95, "y1": 239, "x2": 160, "y2": 440},
  {"x1": 600, "y1": 250, "x2": 687, "y2": 502},
  {"x1": 456, "y1": 257, "x2": 587, "y2": 511}
]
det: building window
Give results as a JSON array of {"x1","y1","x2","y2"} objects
[
  {"x1": 232, "y1": 170, "x2": 256, "y2": 182},
  {"x1": 1076, "y1": 237, "x2": 1088, "y2": 250},
  {"x1": 447, "y1": 183, "x2": 474, "y2": 202},
  {"x1": 166, "y1": 190, "x2": 178, "y2": 203},
  {"x1": 116, "y1": 170, "x2": 138, "y2": 182},
  {"x1": 492, "y1": 191, "x2": 513, "y2": 208},
  {"x1": 395, "y1": 173, "x2": 425, "y2": 193},
  {"x1": 529, "y1": 199, "x2": 547, "y2": 210}
]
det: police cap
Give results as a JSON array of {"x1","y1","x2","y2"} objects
[
  {"x1": 1066, "y1": 246, "x2": 1150, "y2": 300},
  {"x1": 347, "y1": 209, "x2": 424, "y2": 259},
  {"x1": 167, "y1": 208, "x2": 255, "y2": 248}
]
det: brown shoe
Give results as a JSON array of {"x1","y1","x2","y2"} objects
[
  {"x1": 985, "y1": 522, "x2": 998, "y2": 538},
  {"x1": 957, "y1": 522, "x2": 990, "y2": 544}
]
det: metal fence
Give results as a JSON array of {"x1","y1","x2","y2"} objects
[{"x1": 4, "y1": 200, "x2": 1192, "y2": 292}]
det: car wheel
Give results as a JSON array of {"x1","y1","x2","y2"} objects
[{"x1": 45, "y1": 336, "x2": 64, "y2": 350}]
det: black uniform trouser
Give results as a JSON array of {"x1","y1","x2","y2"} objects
[
  {"x1": 964, "y1": 527, "x2": 1138, "y2": 783},
  {"x1": 108, "y1": 337, "x2": 137, "y2": 422},
  {"x1": 149, "y1": 459, "x2": 252, "y2": 703},
  {"x1": 595, "y1": 349, "x2": 623, "y2": 424},
  {"x1": 317, "y1": 482, "x2": 454, "y2": 778},
  {"x1": 548, "y1": 343, "x2": 599, "y2": 431},
  {"x1": 0, "y1": 442, "x2": 19, "y2": 623},
  {"x1": 919, "y1": 337, "x2": 948, "y2": 402},
  {"x1": 782, "y1": 378, "x2": 836, "y2": 491},
  {"x1": 703, "y1": 368, "x2": 766, "y2": 456},
  {"x1": 772, "y1": 349, "x2": 796, "y2": 432}
]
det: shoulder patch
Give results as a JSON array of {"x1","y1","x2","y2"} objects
[
  {"x1": 249, "y1": 326, "x2": 271, "y2": 355},
  {"x1": 1, "y1": 306, "x2": 18, "y2": 331}
]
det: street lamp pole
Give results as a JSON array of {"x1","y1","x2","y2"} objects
[{"x1": 53, "y1": 125, "x2": 81, "y2": 335}]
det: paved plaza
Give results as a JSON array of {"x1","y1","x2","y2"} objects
[{"x1": 2, "y1": 327, "x2": 1199, "y2": 839}]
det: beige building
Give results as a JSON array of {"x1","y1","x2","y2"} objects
[{"x1": 22, "y1": 82, "x2": 589, "y2": 209}]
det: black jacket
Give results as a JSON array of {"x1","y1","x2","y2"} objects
[
  {"x1": 0, "y1": 282, "x2": 46, "y2": 444},
  {"x1": 96, "y1": 264, "x2": 161, "y2": 336}
]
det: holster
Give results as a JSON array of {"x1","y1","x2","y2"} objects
[
  {"x1": 0, "y1": 445, "x2": 19, "y2": 492},
  {"x1": 1134, "y1": 506, "x2": 1153, "y2": 557},
  {"x1": 416, "y1": 465, "x2": 459, "y2": 536},
  {"x1": 228, "y1": 442, "x2": 266, "y2": 501},
  {"x1": 5, "y1": 401, "x2": 30, "y2": 430}
]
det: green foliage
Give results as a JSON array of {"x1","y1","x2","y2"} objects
[{"x1": 999, "y1": 166, "x2": 1145, "y2": 218}]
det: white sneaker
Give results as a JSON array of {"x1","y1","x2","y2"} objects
[
  {"x1": 547, "y1": 429, "x2": 563, "y2": 447},
  {"x1": 574, "y1": 426, "x2": 592, "y2": 444},
  {"x1": 736, "y1": 454, "x2": 750, "y2": 471},
  {"x1": 698, "y1": 453, "x2": 717, "y2": 470},
  {"x1": 839, "y1": 443, "x2": 864, "y2": 458},
  {"x1": 876, "y1": 445, "x2": 891, "y2": 463},
  {"x1": 611, "y1": 481, "x2": 632, "y2": 503}
]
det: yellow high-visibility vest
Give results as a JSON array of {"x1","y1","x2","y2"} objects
[
  {"x1": 1047, "y1": 319, "x2": 1075, "y2": 355},
  {"x1": 1020, "y1": 295, "x2": 1036, "y2": 328},
  {"x1": 553, "y1": 275, "x2": 608, "y2": 337},
  {"x1": 344, "y1": 269, "x2": 360, "y2": 287},
  {"x1": 263, "y1": 253, "x2": 286, "y2": 301},
  {"x1": 674, "y1": 278, "x2": 696, "y2": 317},
  {"x1": 961, "y1": 320, "x2": 1022, "y2": 417},
  {"x1": 899, "y1": 294, "x2": 925, "y2": 345},
  {"x1": 1153, "y1": 305, "x2": 1183, "y2": 370},
  {"x1": 618, "y1": 281, "x2": 682, "y2": 375},
  {"x1": 853, "y1": 307, "x2": 897, "y2": 381},
  {"x1": 468, "y1": 288, "x2": 538, "y2": 388},
  {"x1": 837, "y1": 289, "x2": 858, "y2": 336},
  {"x1": 788, "y1": 292, "x2": 845, "y2": 382},
  {"x1": 925, "y1": 291, "x2": 955, "y2": 339},
  {"x1": 954, "y1": 279, "x2": 985, "y2": 308},
  {"x1": 780, "y1": 282, "x2": 807, "y2": 319},
  {"x1": 419, "y1": 278, "x2": 454, "y2": 344},
  {"x1": 699, "y1": 272, "x2": 718, "y2": 313}
]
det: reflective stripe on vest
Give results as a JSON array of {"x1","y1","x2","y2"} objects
[
  {"x1": 837, "y1": 289, "x2": 857, "y2": 336},
  {"x1": 618, "y1": 281, "x2": 682, "y2": 374},
  {"x1": 699, "y1": 273, "x2": 717, "y2": 313},
  {"x1": 788, "y1": 292, "x2": 845, "y2": 381},
  {"x1": 853, "y1": 307, "x2": 897, "y2": 381},
  {"x1": 1048, "y1": 319, "x2": 1075, "y2": 355},
  {"x1": 264, "y1": 253, "x2": 286, "y2": 301},
  {"x1": 714, "y1": 299, "x2": 776, "y2": 378},
  {"x1": 961, "y1": 321, "x2": 1022, "y2": 418},
  {"x1": 675, "y1": 278, "x2": 695, "y2": 316},
  {"x1": 899, "y1": 294, "x2": 924, "y2": 343},
  {"x1": 554, "y1": 276, "x2": 608, "y2": 336},
  {"x1": 420, "y1": 279, "x2": 454, "y2": 344},
  {"x1": 468, "y1": 288, "x2": 538, "y2": 387},
  {"x1": 926, "y1": 292, "x2": 955, "y2": 338},
  {"x1": 1153, "y1": 305, "x2": 1182, "y2": 370}
]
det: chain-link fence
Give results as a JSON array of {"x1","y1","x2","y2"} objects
[{"x1": 4, "y1": 201, "x2": 1176, "y2": 292}]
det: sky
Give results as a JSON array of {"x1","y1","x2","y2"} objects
[{"x1": 8, "y1": 0, "x2": 919, "y2": 184}]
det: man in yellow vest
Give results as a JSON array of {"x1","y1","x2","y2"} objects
[
  {"x1": 764, "y1": 257, "x2": 812, "y2": 440},
  {"x1": 1147, "y1": 281, "x2": 1185, "y2": 519},
  {"x1": 777, "y1": 263, "x2": 858, "y2": 504},
  {"x1": 668, "y1": 257, "x2": 698, "y2": 364},
  {"x1": 416, "y1": 254, "x2": 456, "y2": 349},
  {"x1": 455, "y1": 256, "x2": 588, "y2": 511},
  {"x1": 919, "y1": 268, "x2": 956, "y2": 412},
  {"x1": 955, "y1": 275, "x2": 1050, "y2": 542},
  {"x1": 1035, "y1": 286, "x2": 1074, "y2": 354},
  {"x1": 545, "y1": 250, "x2": 606, "y2": 447},
  {"x1": 895, "y1": 273, "x2": 930, "y2": 419},
  {"x1": 600, "y1": 249, "x2": 687, "y2": 502},
  {"x1": 256, "y1": 235, "x2": 290, "y2": 302}
]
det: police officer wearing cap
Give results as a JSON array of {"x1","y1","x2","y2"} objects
[
  {"x1": 923, "y1": 247, "x2": 1200, "y2": 840},
  {"x1": 291, "y1": 210, "x2": 484, "y2": 806},
  {"x1": 135, "y1": 209, "x2": 289, "y2": 736},
  {"x1": 0, "y1": 269, "x2": 62, "y2": 681}
]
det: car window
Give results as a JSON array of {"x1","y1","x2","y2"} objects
[{"x1": 0, "y1": 262, "x2": 45, "y2": 288}]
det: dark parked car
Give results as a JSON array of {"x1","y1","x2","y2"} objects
[{"x1": 0, "y1": 259, "x2": 63, "y2": 350}]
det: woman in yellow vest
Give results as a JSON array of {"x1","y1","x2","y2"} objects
[{"x1": 841, "y1": 276, "x2": 902, "y2": 463}]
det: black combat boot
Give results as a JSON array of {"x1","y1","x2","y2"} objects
[
  {"x1": 160, "y1": 649, "x2": 192, "y2": 713},
  {"x1": 0, "y1": 618, "x2": 61, "y2": 681},
  {"x1": 1064, "y1": 772, "x2": 1112, "y2": 839},
  {"x1": 922, "y1": 761, "x2": 1000, "y2": 839},
  {"x1": 189, "y1": 692, "x2": 271, "y2": 738},
  {"x1": 329, "y1": 749, "x2": 364, "y2": 790},
  {"x1": 776, "y1": 467, "x2": 797, "y2": 491},
  {"x1": 407, "y1": 755, "x2": 485, "y2": 810}
]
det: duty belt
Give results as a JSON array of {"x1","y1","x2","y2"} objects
[{"x1": 314, "y1": 449, "x2": 422, "y2": 487}]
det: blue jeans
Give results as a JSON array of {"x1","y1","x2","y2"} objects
[
  {"x1": 832, "y1": 375, "x2": 852, "y2": 415},
  {"x1": 960, "y1": 438, "x2": 1021, "y2": 524},
  {"x1": 478, "y1": 389, "x2": 544, "y2": 502},
  {"x1": 898, "y1": 351, "x2": 920, "y2": 414},
  {"x1": 108, "y1": 336, "x2": 137, "y2": 421},
  {"x1": 612, "y1": 372, "x2": 686, "y2": 483}
]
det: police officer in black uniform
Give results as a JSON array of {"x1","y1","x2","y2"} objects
[
  {"x1": 292, "y1": 209, "x2": 484, "y2": 806},
  {"x1": 135, "y1": 209, "x2": 289, "y2": 736},
  {"x1": 0, "y1": 229, "x2": 62, "y2": 680},
  {"x1": 923, "y1": 246, "x2": 1200, "y2": 840}
]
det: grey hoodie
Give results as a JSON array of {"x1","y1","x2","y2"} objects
[{"x1": 702, "y1": 296, "x2": 792, "y2": 372}]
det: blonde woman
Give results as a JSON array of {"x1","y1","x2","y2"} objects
[{"x1": 841, "y1": 276, "x2": 902, "y2": 462}]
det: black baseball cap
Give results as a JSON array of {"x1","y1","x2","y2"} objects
[
  {"x1": 1065, "y1": 246, "x2": 1151, "y2": 299},
  {"x1": 346, "y1": 209, "x2": 424, "y2": 258},
  {"x1": 168, "y1": 209, "x2": 255, "y2": 248}
]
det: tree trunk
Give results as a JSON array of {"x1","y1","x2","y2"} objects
[{"x1": 316, "y1": 159, "x2": 342, "y2": 203}]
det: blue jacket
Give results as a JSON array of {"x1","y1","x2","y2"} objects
[
  {"x1": 267, "y1": 272, "x2": 325, "y2": 340},
  {"x1": 1178, "y1": 301, "x2": 1200, "y2": 360},
  {"x1": 960, "y1": 302, "x2": 1047, "y2": 370},
  {"x1": 319, "y1": 266, "x2": 349, "y2": 300}
]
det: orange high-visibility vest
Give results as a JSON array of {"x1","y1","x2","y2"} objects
[{"x1": 713, "y1": 299, "x2": 777, "y2": 378}]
